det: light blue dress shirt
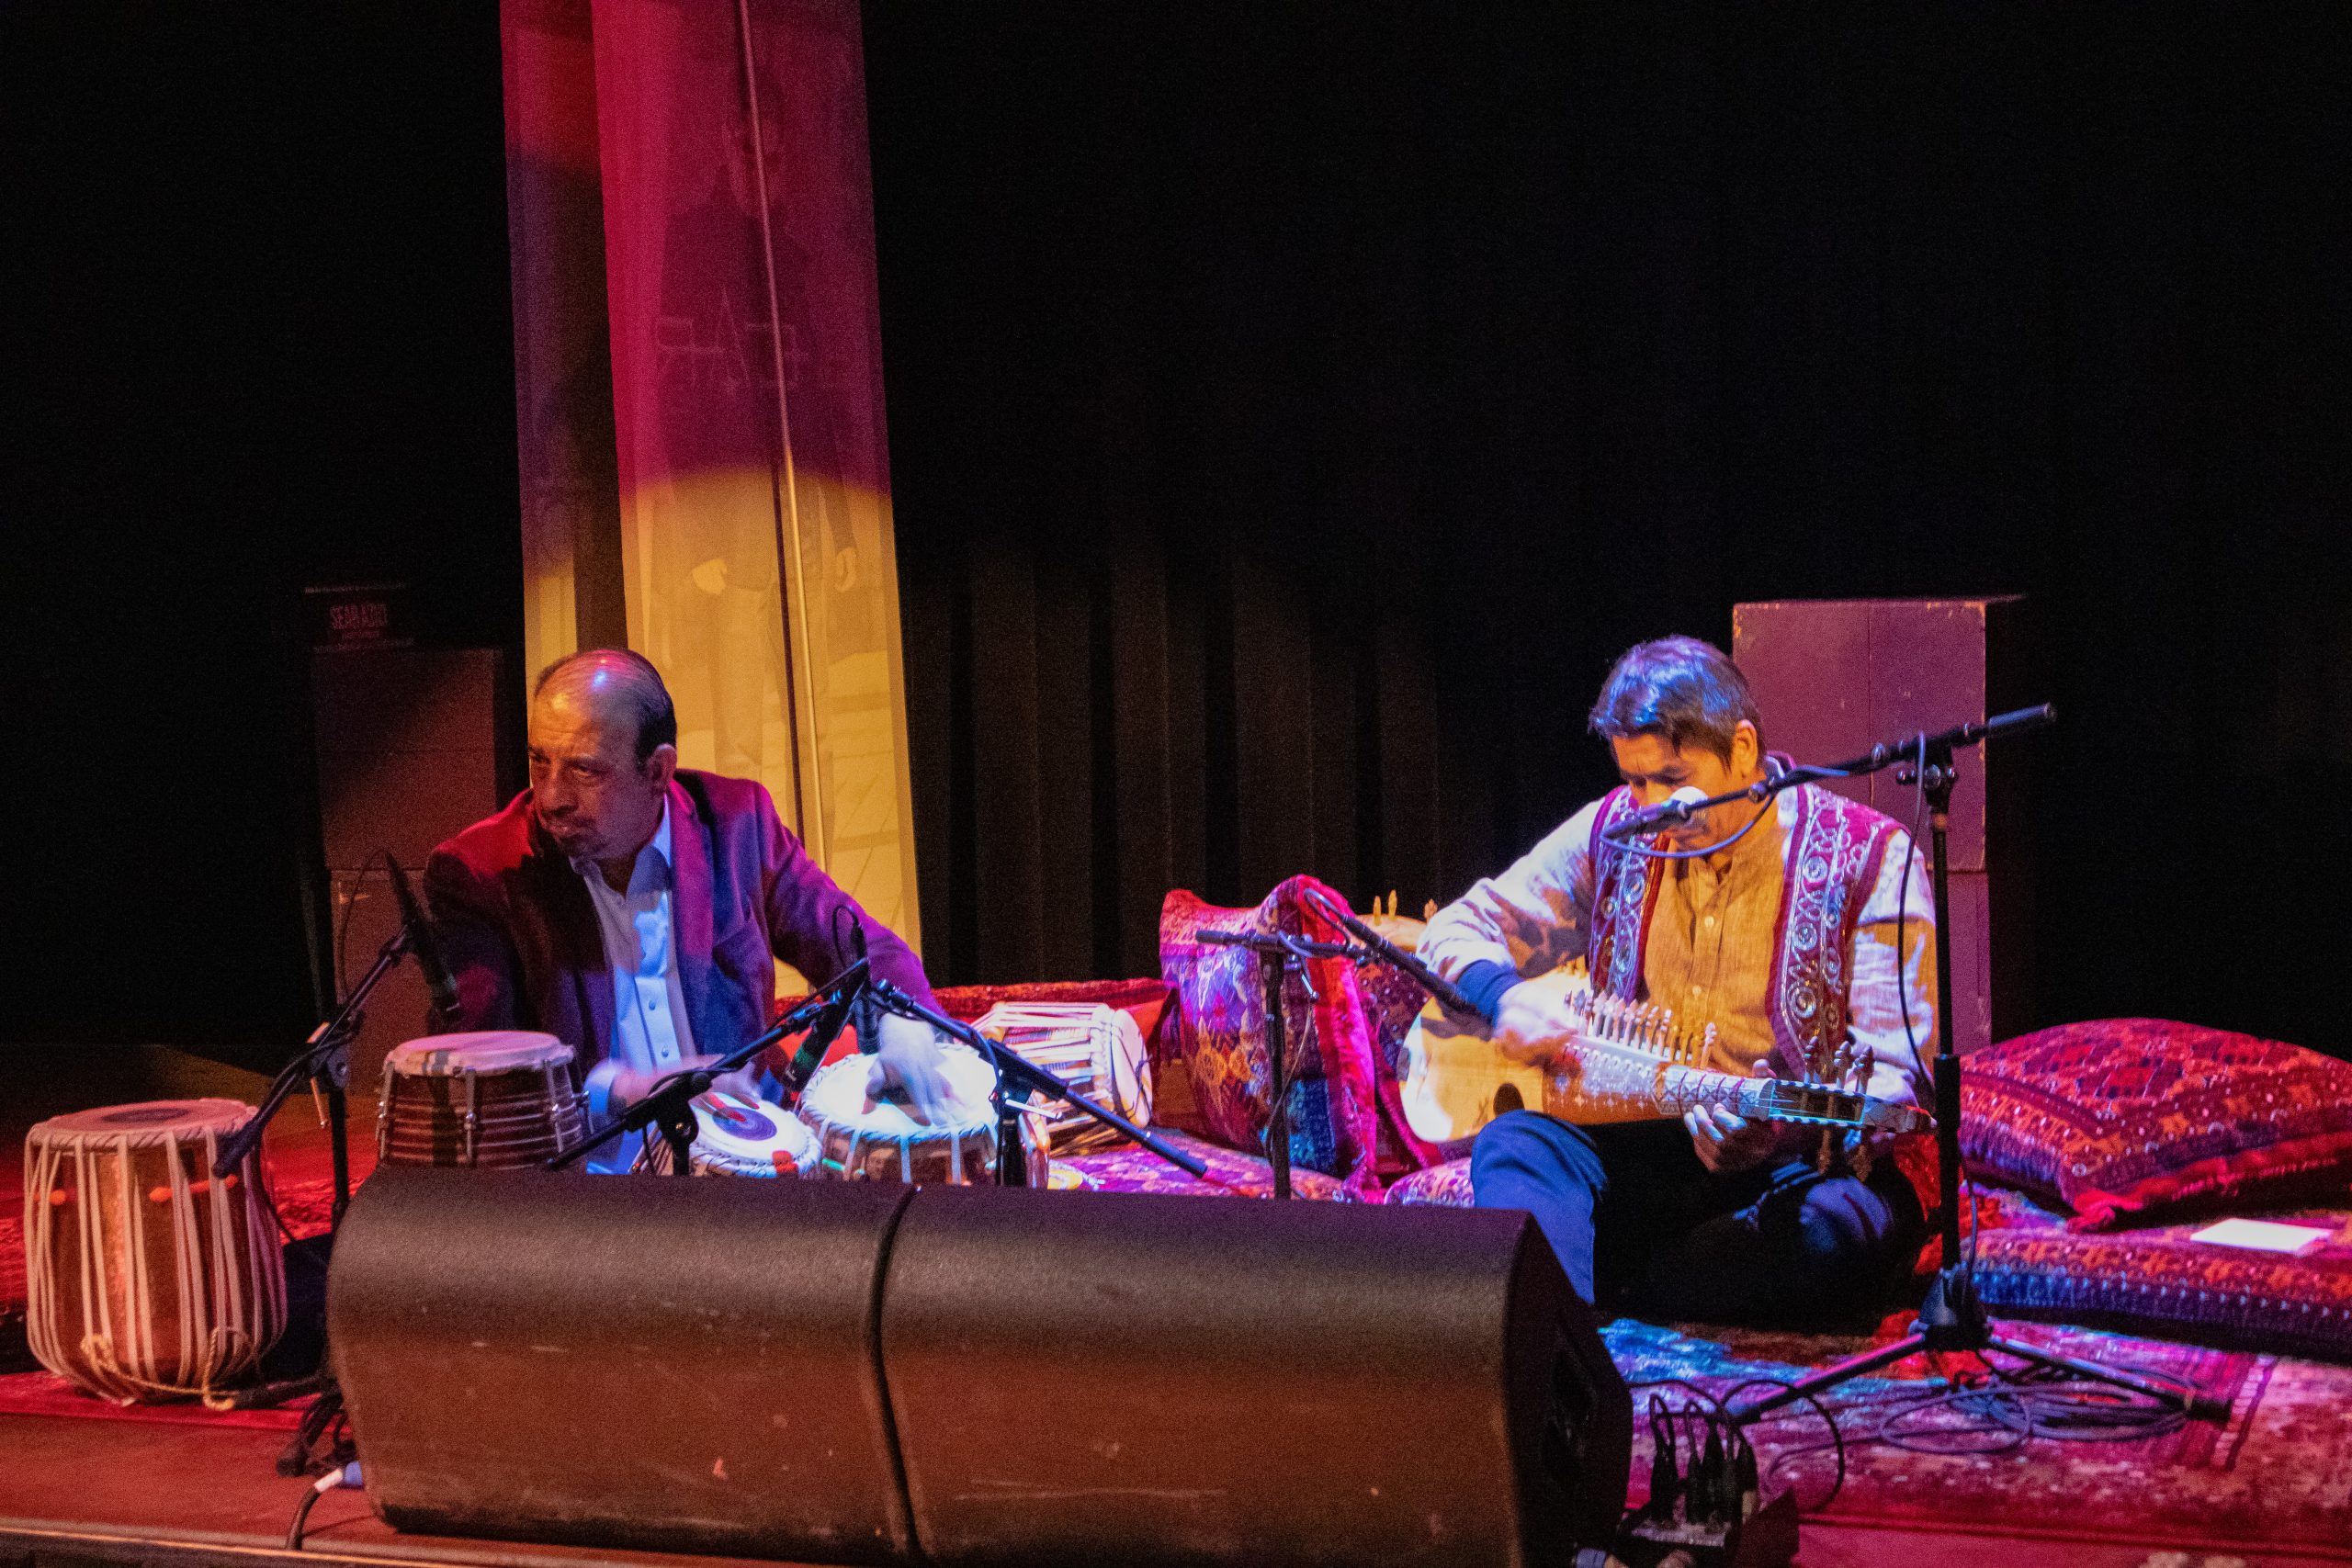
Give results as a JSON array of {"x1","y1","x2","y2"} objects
[{"x1": 574, "y1": 801, "x2": 699, "y2": 1174}]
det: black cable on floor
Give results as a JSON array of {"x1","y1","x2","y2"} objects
[{"x1": 286, "y1": 1463, "x2": 359, "y2": 1551}]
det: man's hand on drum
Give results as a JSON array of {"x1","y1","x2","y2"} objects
[
  {"x1": 866, "y1": 1011, "x2": 956, "y2": 1125},
  {"x1": 1490, "y1": 980, "x2": 1576, "y2": 1065}
]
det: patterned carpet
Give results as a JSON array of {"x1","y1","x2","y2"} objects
[{"x1": 1607, "y1": 1314, "x2": 2352, "y2": 1554}]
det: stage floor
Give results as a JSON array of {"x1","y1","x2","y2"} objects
[
  {"x1": 6, "y1": 1049, "x2": 2351, "y2": 1567},
  {"x1": 3, "y1": 1407, "x2": 2346, "y2": 1568},
  {"x1": 0, "y1": 1412, "x2": 808, "y2": 1568}
]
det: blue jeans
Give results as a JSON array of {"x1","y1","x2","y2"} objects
[{"x1": 1471, "y1": 1111, "x2": 1924, "y2": 1326}]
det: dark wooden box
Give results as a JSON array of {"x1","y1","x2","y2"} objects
[{"x1": 1732, "y1": 598, "x2": 2043, "y2": 1055}]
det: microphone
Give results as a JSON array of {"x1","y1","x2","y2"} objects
[
  {"x1": 1298, "y1": 886, "x2": 1485, "y2": 1021},
  {"x1": 385, "y1": 856, "x2": 460, "y2": 1027},
  {"x1": 847, "y1": 919, "x2": 883, "y2": 1054},
  {"x1": 1975, "y1": 703, "x2": 2057, "y2": 742},
  {"x1": 1600, "y1": 785, "x2": 1711, "y2": 843},
  {"x1": 775, "y1": 959, "x2": 867, "y2": 1098}
]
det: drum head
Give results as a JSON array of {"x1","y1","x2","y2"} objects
[
  {"x1": 33, "y1": 1098, "x2": 254, "y2": 1141},
  {"x1": 797, "y1": 1043, "x2": 997, "y2": 1134},
  {"x1": 385, "y1": 1031, "x2": 572, "y2": 1076},
  {"x1": 690, "y1": 1091, "x2": 817, "y2": 1176}
]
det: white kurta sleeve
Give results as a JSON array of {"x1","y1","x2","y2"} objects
[{"x1": 1418, "y1": 799, "x2": 1605, "y2": 987}]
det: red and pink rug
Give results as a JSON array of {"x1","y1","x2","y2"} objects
[{"x1": 1607, "y1": 1314, "x2": 2352, "y2": 1556}]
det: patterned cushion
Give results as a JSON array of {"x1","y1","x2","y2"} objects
[
  {"x1": 1159, "y1": 878, "x2": 1387, "y2": 1197},
  {"x1": 1962, "y1": 1019, "x2": 2352, "y2": 1231},
  {"x1": 1383, "y1": 1157, "x2": 1475, "y2": 1208},
  {"x1": 1967, "y1": 1187, "x2": 2352, "y2": 1361},
  {"x1": 1057, "y1": 1129, "x2": 1344, "y2": 1201},
  {"x1": 1353, "y1": 961, "x2": 1429, "y2": 1083}
]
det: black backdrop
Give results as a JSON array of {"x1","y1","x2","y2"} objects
[
  {"x1": 4, "y1": 5, "x2": 2348, "y2": 1057},
  {"x1": 870, "y1": 4, "x2": 2352, "y2": 1054},
  {"x1": 1, "y1": 2, "x2": 519, "y2": 1056}
]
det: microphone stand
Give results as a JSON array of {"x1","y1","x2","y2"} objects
[
  {"x1": 1619, "y1": 705, "x2": 2215, "y2": 1426},
  {"x1": 1598, "y1": 704, "x2": 2061, "y2": 844},
  {"x1": 1300, "y1": 887, "x2": 1475, "y2": 1015},
  {"x1": 1193, "y1": 929, "x2": 1354, "y2": 1200},
  {"x1": 214, "y1": 923, "x2": 413, "y2": 1223},
  {"x1": 209, "y1": 894, "x2": 425, "y2": 1416},
  {"x1": 545, "y1": 959, "x2": 870, "y2": 1177},
  {"x1": 861, "y1": 979, "x2": 1209, "y2": 1183}
]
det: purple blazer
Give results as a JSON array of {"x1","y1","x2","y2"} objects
[{"x1": 423, "y1": 769, "x2": 933, "y2": 1069}]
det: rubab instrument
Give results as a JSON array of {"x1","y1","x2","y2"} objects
[{"x1": 1396, "y1": 964, "x2": 1931, "y2": 1145}]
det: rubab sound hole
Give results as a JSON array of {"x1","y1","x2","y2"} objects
[{"x1": 1493, "y1": 1083, "x2": 1525, "y2": 1116}]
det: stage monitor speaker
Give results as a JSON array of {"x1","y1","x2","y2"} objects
[
  {"x1": 328, "y1": 1167, "x2": 919, "y2": 1563},
  {"x1": 329, "y1": 1173, "x2": 1631, "y2": 1568},
  {"x1": 882, "y1": 1185, "x2": 1630, "y2": 1567}
]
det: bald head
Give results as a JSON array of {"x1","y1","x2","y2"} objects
[
  {"x1": 527, "y1": 649, "x2": 679, "y2": 880},
  {"x1": 533, "y1": 649, "x2": 676, "y2": 763}
]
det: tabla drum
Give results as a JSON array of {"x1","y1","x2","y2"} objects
[
  {"x1": 377, "y1": 1032, "x2": 582, "y2": 1168},
  {"x1": 974, "y1": 1001, "x2": 1153, "y2": 1155},
  {"x1": 637, "y1": 1089, "x2": 820, "y2": 1178},
  {"x1": 797, "y1": 1043, "x2": 1048, "y2": 1187},
  {"x1": 23, "y1": 1100, "x2": 286, "y2": 1403}
]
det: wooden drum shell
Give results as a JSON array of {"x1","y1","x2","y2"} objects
[
  {"x1": 376, "y1": 1033, "x2": 583, "y2": 1170},
  {"x1": 23, "y1": 1100, "x2": 286, "y2": 1402}
]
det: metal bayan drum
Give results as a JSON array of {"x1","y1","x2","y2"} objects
[
  {"x1": 974, "y1": 1000, "x2": 1153, "y2": 1155},
  {"x1": 639, "y1": 1089, "x2": 820, "y2": 1178},
  {"x1": 797, "y1": 1043, "x2": 1047, "y2": 1186},
  {"x1": 377, "y1": 1032, "x2": 583, "y2": 1168},
  {"x1": 23, "y1": 1100, "x2": 286, "y2": 1402}
]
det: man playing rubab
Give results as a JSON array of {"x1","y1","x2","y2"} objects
[{"x1": 1419, "y1": 636, "x2": 1933, "y2": 1325}]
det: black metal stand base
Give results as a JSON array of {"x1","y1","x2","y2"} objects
[{"x1": 1734, "y1": 1264, "x2": 2229, "y2": 1424}]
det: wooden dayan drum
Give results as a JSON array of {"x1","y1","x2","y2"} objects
[
  {"x1": 23, "y1": 1099, "x2": 286, "y2": 1402},
  {"x1": 377, "y1": 1031, "x2": 583, "y2": 1168},
  {"x1": 797, "y1": 1043, "x2": 1047, "y2": 1186}
]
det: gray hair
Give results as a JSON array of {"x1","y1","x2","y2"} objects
[
  {"x1": 534, "y1": 649, "x2": 678, "y2": 765},
  {"x1": 1588, "y1": 636, "x2": 1761, "y2": 762}
]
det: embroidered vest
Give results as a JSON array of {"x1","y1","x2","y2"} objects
[{"x1": 1586, "y1": 779, "x2": 1900, "y2": 1079}]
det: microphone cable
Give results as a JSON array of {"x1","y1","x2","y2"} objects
[
  {"x1": 330, "y1": 851, "x2": 391, "y2": 1006},
  {"x1": 1611, "y1": 795, "x2": 1777, "y2": 863},
  {"x1": 286, "y1": 1461, "x2": 362, "y2": 1551}
]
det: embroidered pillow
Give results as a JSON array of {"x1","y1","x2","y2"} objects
[
  {"x1": 1961, "y1": 1019, "x2": 2352, "y2": 1231},
  {"x1": 1159, "y1": 877, "x2": 1386, "y2": 1197},
  {"x1": 1057, "y1": 1128, "x2": 1344, "y2": 1201},
  {"x1": 1382, "y1": 1157, "x2": 1475, "y2": 1209},
  {"x1": 1968, "y1": 1187, "x2": 2352, "y2": 1361}
]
